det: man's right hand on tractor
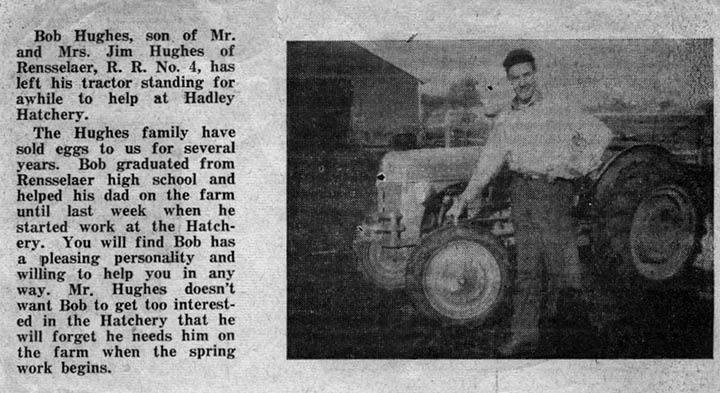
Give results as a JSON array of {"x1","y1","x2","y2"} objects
[{"x1": 444, "y1": 196, "x2": 468, "y2": 225}]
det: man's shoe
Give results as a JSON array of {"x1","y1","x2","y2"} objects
[{"x1": 497, "y1": 336, "x2": 539, "y2": 357}]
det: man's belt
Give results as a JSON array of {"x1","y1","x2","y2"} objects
[
  {"x1": 514, "y1": 171, "x2": 573, "y2": 184},
  {"x1": 514, "y1": 171, "x2": 545, "y2": 181}
]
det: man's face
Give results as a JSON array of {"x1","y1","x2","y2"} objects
[{"x1": 507, "y1": 62, "x2": 537, "y2": 102}]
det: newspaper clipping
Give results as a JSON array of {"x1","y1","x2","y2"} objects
[{"x1": 1, "y1": 1, "x2": 718, "y2": 392}]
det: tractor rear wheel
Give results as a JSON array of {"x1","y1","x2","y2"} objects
[
  {"x1": 593, "y1": 147, "x2": 698, "y2": 287},
  {"x1": 629, "y1": 185, "x2": 698, "y2": 282}
]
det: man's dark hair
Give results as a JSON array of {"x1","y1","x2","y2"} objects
[{"x1": 503, "y1": 48, "x2": 536, "y2": 72}]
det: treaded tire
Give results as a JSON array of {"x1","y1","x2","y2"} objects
[
  {"x1": 593, "y1": 147, "x2": 686, "y2": 286},
  {"x1": 628, "y1": 184, "x2": 699, "y2": 283},
  {"x1": 355, "y1": 240, "x2": 407, "y2": 290},
  {"x1": 406, "y1": 225, "x2": 510, "y2": 325}
]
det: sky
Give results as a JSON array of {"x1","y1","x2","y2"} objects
[{"x1": 361, "y1": 40, "x2": 712, "y2": 113}]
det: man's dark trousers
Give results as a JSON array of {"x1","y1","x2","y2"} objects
[{"x1": 507, "y1": 174, "x2": 583, "y2": 342}]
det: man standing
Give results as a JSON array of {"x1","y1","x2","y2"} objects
[{"x1": 446, "y1": 49, "x2": 612, "y2": 356}]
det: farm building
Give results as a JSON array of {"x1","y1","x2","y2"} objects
[{"x1": 287, "y1": 41, "x2": 422, "y2": 147}]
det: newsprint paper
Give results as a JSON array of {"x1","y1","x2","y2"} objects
[{"x1": 1, "y1": 1, "x2": 718, "y2": 392}]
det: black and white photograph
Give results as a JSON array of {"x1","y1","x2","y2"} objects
[{"x1": 287, "y1": 39, "x2": 714, "y2": 359}]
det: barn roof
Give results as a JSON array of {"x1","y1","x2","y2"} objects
[{"x1": 288, "y1": 41, "x2": 423, "y2": 83}]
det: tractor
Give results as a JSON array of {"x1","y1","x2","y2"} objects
[{"x1": 354, "y1": 112, "x2": 713, "y2": 325}]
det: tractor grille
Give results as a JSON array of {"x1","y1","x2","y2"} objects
[{"x1": 377, "y1": 181, "x2": 402, "y2": 214}]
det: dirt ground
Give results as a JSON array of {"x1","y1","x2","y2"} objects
[{"x1": 287, "y1": 147, "x2": 713, "y2": 359}]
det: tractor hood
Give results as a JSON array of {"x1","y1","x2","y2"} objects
[{"x1": 379, "y1": 147, "x2": 482, "y2": 184}]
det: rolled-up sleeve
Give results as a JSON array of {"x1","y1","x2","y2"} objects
[
  {"x1": 567, "y1": 113, "x2": 613, "y2": 176},
  {"x1": 461, "y1": 124, "x2": 509, "y2": 202}
]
